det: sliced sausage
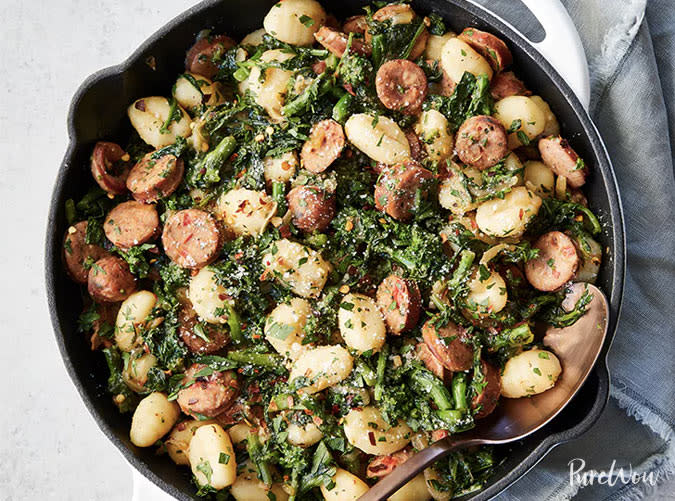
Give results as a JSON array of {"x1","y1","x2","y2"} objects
[
  {"x1": 366, "y1": 448, "x2": 413, "y2": 478},
  {"x1": 404, "y1": 129, "x2": 425, "y2": 162},
  {"x1": 490, "y1": 71, "x2": 530, "y2": 101},
  {"x1": 343, "y1": 15, "x2": 368, "y2": 35},
  {"x1": 301, "y1": 119, "x2": 345, "y2": 173},
  {"x1": 162, "y1": 209, "x2": 222, "y2": 269},
  {"x1": 90, "y1": 142, "x2": 131, "y2": 195},
  {"x1": 374, "y1": 161, "x2": 433, "y2": 221},
  {"x1": 63, "y1": 221, "x2": 109, "y2": 284},
  {"x1": 87, "y1": 255, "x2": 137, "y2": 302},
  {"x1": 439, "y1": 69, "x2": 456, "y2": 97},
  {"x1": 376, "y1": 275, "x2": 421, "y2": 334},
  {"x1": 370, "y1": 4, "x2": 429, "y2": 60},
  {"x1": 421, "y1": 319, "x2": 474, "y2": 372},
  {"x1": 538, "y1": 136, "x2": 588, "y2": 188},
  {"x1": 177, "y1": 364, "x2": 240, "y2": 418},
  {"x1": 127, "y1": 152, "x2": 184, "y2": 203},
  {"x1": 471, "y1": 360, "x2": 501, "y2": 419},
  {"x1": 178, "y1": 304, "x2": 229, "y2": 354},
  {"x1": 415, "y1": 343, "x2": 445, "y2": 381},
  {"x1": 104, "y1": 201, "x2": 159, "y2": 249},
  {"x1": 525, "y1": 231, "x2": 579, "y2": 292},
  {"x1": 314, "y1": 26, "x2": 372, "y2": 57},
  {"x1": 185, "y1": 34, "x2": 236, "y2": 79},
  {"x1": 458, "y1": 28, "x2": 512, "y2": 72},
  {"x1": 287, "y1": 185, "x2": 336, "y2": 232},
  {"x1": 455, "y1": 115, "x2": 508, "y2": 170},
  {"x1": 375, "y1": 60, "x2": 427, "y2": 115}
]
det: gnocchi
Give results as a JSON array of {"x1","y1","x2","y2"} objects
[
  {"x1": 441, "y1": 37, "x2": 493, "y2": 83},
  {"x1": 415, "y1": 109, "x2": 454, "y2": 162},
  {"x1": 425, "y1": 33, "x2": 455, "y2": 62},
  {"x1": 189, "y1": 424, "x2": 237, "y2": 490},
  {"x1": 264, "y1": 297, "x2": 313, "y2": 359},
  {"x1": 130, "y1": 392, "x2": 180, "y2": 447},
  {"x1": 475, "y1": 186, "x2": 542, "y2": 238},
  {"x1": 338, "y1": 293, "x2": 386, "y2": 354},
  {"x1": 264, "y1": 150, "x2": 299, "y2": 184},
  {"x1": 262, "y1": 239, "x2": 332, "y2": 298},
  {"x1": 465, "y1": 268, "x2": 508, "y2": 317},
  {"x1": 493, "y1": 96, "x2": 546, "y2": 148},
  {"x1": 289, "y1": 345, "x2": 354, "y2": 394},
  {"x1": 166, "y1": 419, "x2": 215, "y2": 465},
  {"x1": 115, "y1": 290, "x2": 157, "y2": 352},
  {"x1": 343, "y1": 406, "x2": 412, "y2": 455},
  {"x1": 216, "y1": 188, "x2": 277, "y2": 236},
  {"x1": 230, "y1": 460, "x2": 289, "y2": 501},
  {"x1": 524, "y1": 160, "x2": 555, "y2": 197},
  {"x1": 127, "y1": 96, "x2": 192, "y2": 148},
  {"x1": 263, "y1": 0, "x2": 326, "y2": 46},
  {"x1": 501, "y1": 349, "x2": 562, "y2": 398},
  {"x1": 320, "y1": 468, "x2": 370, "y2": 501},
  {"x1": 173, "y1": 73, "x2": 223, "y2": 113},
  {"x1": 344, "y1": 114, "x2": 411, "y2": 164},
  {"x1": 187, "y1": 268, "x2": 233, "y2": 324}
]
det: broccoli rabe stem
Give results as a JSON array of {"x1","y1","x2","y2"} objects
[
  {"x1": 281, "y1": 73, "x2": 333, "y2": 117},
  {"x1": 452, "y1": 373, "x2": 468, "y2": 409},
  {"x1": 374, "y1": 345, "x2": 389, "y2": 402},
  {"x1": 246, "y1": 432, "x2": 273, "y2": 486},
  {"x1": 227, "y1": 350, "x2": 284, "y2": 369},
  {"x1": 410, "y1": 368, "x2": 453, "y2": 411},
  {"x1": 487, "y1": 323, "x2": 534, "y2": 351},
  {"x1": 332, "y1": 93, "x2": 354, "y2": 124},
  {"x1": 272, "y1": 181, "x2": 287, "y2": 216},
  {"x1": 226, "y1": 305, "x2": 243, "y2": 344},
  {"x1": 447, "y1": 249, "x2": 476, "y2": 292},
  {"x1": 190, "y1": 135, "x2": 237, "y2": 185}
]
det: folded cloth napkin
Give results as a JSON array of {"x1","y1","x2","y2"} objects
[{"x1": 470, "y1": 0, "x2": 675, "y2": 499}]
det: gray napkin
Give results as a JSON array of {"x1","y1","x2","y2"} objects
[{"x1": 470, "y1": 0, "x2": 675, "y2": 499}]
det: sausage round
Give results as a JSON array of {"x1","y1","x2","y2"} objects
[
  {"x1": 376, "y1": 275, "x2": 421, "y2": 334},
  {"x1": 301, "y1": 119, "x2": 345, "y2": 173},
  {"x1": 162, "y1": 209, "x2": 222, "y2": 269},
  {"x1": 177, "y1": 364, "x2": 240, "y2": 418},
  {"x1": 421, "y1": 320, "x2": 474, "y2": 372},
  {"x1": 415, "y1": 342, "x2": 445, "y2": 381},
  {"x1": 104, "y1": 201, "x2": 159, "y2": 249},
  {"x1": 63, "y1": 221, "x2": 109, "y2": 284},
  {"x1": 458, "y1": 28, "x2": 512, "y2": 72},
  {"x1": 366, "y1": 448, "x2": 412, "y2": 478},
  {"x1": 525, "y1": 231, "x2": 579, "y2": 291},
  {"x1": 87, "y1": 255, "x2": 137, "y2": 302},
  {"x1": 90, "y1": 141, "x2": 130, "y2": 195},
  {"x1": 343, "y1": 15, "x2": 367, "y2": 35},
  {"x1": 287, "y1": 185, "x2": 336, "y2": 232},
  {"x1": 314, "y1": 26, "x2": 371, "y2": 57},
  {"x1": 471, "y1": 360, "x2": 501, "y2": 419},
  {"x1": 185, "y1": 35, "x2": 236, "y2": 79},
  {"x1": 374, "y1": 162, "x2": 433, "y2": 221},
  {"x1": 375, "y1": 60, "x2": 428, "y2": 115},
  {"x1": 404, "y1": 129, "x2": 425, "y2": 162},
  {"x1": 178, "y1": 304, "x2": 229, "y2": 354},
  {"x1": 455, "y1": 115, "x2": 508, "y2": 170},
  {"x1": 538, "y1": 136, "x2": 588, "y2": 188},
  {"x1": 490, "y1": 71, "x2": 529, "y2": 101},
  {"x1": 127, "y1": 152, "x2": 184, "y2": 203}
]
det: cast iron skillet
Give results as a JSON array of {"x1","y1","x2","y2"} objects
[{"x1": 45, "y1": 0, "x2": 625, "y2": 499}]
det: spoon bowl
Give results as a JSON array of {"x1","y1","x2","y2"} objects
[{"x1": 359, "y1": 283, "x2": 609, "y2": 501}]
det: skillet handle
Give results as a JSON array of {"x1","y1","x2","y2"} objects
[
  {"x1": 132, "y1": 469, "x2": 175, "y2": 501},
  {"x1": 520, "y1": 0, "x2": 591, "y2": 109},
  {"x1": 468, "y1": 0, "x2": 591, "y2": 109}
]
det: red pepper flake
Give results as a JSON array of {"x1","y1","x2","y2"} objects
[
  {"x1": 368, "y1": 431, "x2": 376, "y2": 446},
  {"x1": 519, "y1": 208, "x2": 524, "y2": 220}
]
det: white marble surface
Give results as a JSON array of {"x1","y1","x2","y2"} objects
[{"x1": 1, "y1": 1, "x2": 673, "y2": 500}]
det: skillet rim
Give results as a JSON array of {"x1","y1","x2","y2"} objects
[{"x1": 45, "y1": 0, "x2": 626, "y2": 499}]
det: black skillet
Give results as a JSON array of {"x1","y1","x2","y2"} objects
[{"x1": 45, "y1": 0, "x2": 625, "y2": 499}]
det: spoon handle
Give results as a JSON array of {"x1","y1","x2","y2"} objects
[{"x1": 358, "y1": 436, "x2": 485, "y2": 501}]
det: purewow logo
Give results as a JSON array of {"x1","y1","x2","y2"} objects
[{"x1": 569, "y1": 459, "x2": 658, "y2": 487}]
